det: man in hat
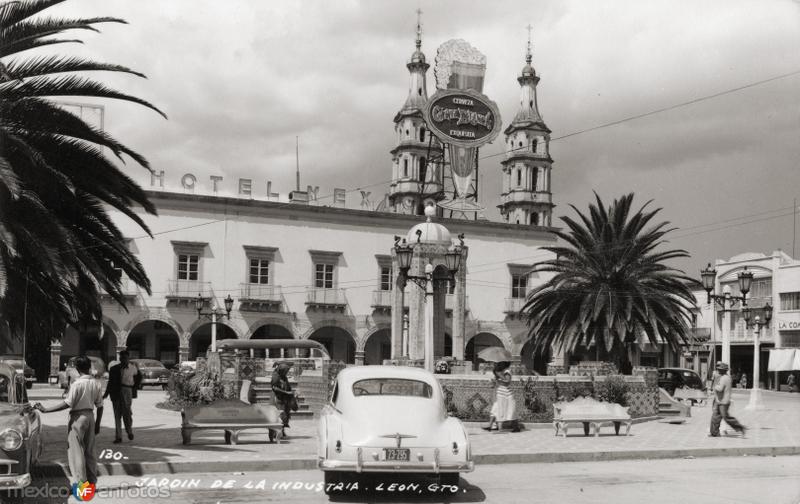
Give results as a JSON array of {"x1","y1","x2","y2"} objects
[
  {"x1": 710, "y1": 362, "x2": 746, "y2": 437},
  {"x1": 271, "y1": 362, "x2": 296, "y2": 435}
]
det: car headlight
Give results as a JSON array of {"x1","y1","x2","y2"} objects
[{"x1": 0, "y1": 428, "x2": 23, "y2": 451}]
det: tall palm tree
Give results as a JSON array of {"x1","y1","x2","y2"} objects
[
  {"x1": 0, "y1": 0, "x2": 166, "y2": 346},
  {"x1": 522, "y1": 193, "x2": 699, "y2": 371}
]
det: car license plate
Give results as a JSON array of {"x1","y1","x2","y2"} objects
[{"x1": 383, "y1": 448, "x2": 410, "y2": 461}]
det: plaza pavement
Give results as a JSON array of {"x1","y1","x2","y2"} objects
[{"x1": 29, "y1": 386, "x2": 800, "y2": 477}]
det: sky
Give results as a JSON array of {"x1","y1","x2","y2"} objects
[{"x1": 42, "y1": 0, "x2": 800, "y2": 275}]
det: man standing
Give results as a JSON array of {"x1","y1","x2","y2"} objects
[
  {"x1": 709, "y1": 361, "x2": 747, "y2": 437},
  {"x1": 35, "y1": 356, "x2": 103, "y2": 486},
  {"x1": 104, "y1": 350, "x2": 141, "y2": 443}
]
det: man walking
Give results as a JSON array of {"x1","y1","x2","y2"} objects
[
  {"x1": 104, "y1": 350, "x2": 141, "y2": 443},
  {"x1": 709, "y1": 361, "x2": 747, "y2": 437},
  {"x1": 35, "y1": 356, "x2": 103, "y2": 486}
]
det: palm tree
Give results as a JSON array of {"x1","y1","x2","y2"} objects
[
  {"x1": 0, "y1": 0, "x2": 166, "y2": 346},
  {"x1": 522, "y1": 193, "x2": 699, "y2": 372}
]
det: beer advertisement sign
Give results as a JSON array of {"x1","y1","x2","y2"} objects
[{"x1": 423, "y1": 88, "x2": 502, "y2": 148}]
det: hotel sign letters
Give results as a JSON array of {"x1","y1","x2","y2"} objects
[{"x1": 423, "y1": 88, "x2": 502, "y2": 148}]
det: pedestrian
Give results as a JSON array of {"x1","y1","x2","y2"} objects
[
  {"x1": 271, "y1": 362, "x2": 296, "y2": 436},
  {"x1": 104, "y1": 350, "x2": 142, "y2": 443},
  {"x1": 483, "y1": 361, "x2": 520, "y2": 432},
  {"x1": 787, "y1": 373, "x2": 796, "y2": 392},
  {"x1": 709, "y1": 361, "x2": 746, "y2": 437},
  {"x1": 739, "y1": 373, "x2": 748, "y2": 390},
  {"x1": 34, "y1": 355, "x2": 104, "y2": 486}
]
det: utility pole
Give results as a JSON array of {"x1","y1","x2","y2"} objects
[
  {"x1": 793, "y1": 197, "x2": 796, "y2": 258},
  {"x1": 296, "y1": 136, "x2": 300, "y2": 191}
]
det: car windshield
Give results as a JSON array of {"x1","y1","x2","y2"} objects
[
  {"x1": 135, "y1": 360, "x2": 165, "y2": 368},
  {"x1": 352, "y1": 378, "x2": 433, "y2": 398},
  {"x1": 0, "y1": 376, "x2": 8, "y2": 402}
]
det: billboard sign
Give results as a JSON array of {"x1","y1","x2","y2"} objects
[{"x1": 423, "y1": 88, "x2": 502, "y2": 149}]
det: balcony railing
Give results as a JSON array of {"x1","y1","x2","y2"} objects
[
  {"x1": 240, "y1": 283, "x2": 282, "y2": 302},
  {"x1": 306, "y1": 287, "x2": 347, "y2": 309},
  {"x1": 504, "y1": 297, "x2": 527, "y2": 315},
  {"x1": 167, "y1": 279, "x2": 212, "y2": 298}
]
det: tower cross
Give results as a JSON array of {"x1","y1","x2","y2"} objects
[{"x1": 526, "y1": 23, "x2": 533, "y2": 63}]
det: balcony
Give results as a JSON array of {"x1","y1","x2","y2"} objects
[
  {"x1": 166, "y1": 280, "x2": 212, "y2": 308},
  {"x1": 239, "y1": 283, "x2": 285, "y2": 312},
  {"x1": 306, "y1": 287, "x2": 347, "y2": 312},
  {"x1": 503, "y1": 297, "x2": 527, "y2": 318},
  {"x1": 499, "y1": 190, "x2": 552, "y2": 206}
]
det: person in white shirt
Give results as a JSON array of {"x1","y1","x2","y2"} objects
[
  {"x1": 35, "y1": 356, "x2": 104, "y2": 485},
  {"x1": 709, "y1": 361, "x2": 746, "y2": 437}
]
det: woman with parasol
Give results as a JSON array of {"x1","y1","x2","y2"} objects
[{"x1": 479, "y1": 347, "x2": 520, "y2": 432}]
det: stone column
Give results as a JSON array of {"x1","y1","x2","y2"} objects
[
  {"x1": 179, "y1": 346, "x2": 190, "y2": 363},
  {"x1": 391, "y1": 272, "x2": 405, "y2": 358},
  {"x1": 407, "y1": 254, "x2": 426, "y2": 360},
  {"x1": 115, "y1": 345, "x2": 127, "y2": 361},
  {"x1": 355, "y1": 350, "x2": 365, "y2": 366},
  {"x1": 49, "y1": 343, "x2": 62, "y2": 380},
  {"x1": 452, "y1": 247, "x2": 468, "y2": 361}
]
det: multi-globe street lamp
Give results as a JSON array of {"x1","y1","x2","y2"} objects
[
  {"x1": 700, "y1": 264, "x2": 754, "y2": 366},
  {"x1": 741, "y1": 303, "x2": 773, "y2": 410},
  {"x1": 394, "y1": 234, "x2": 463, "y2": 372},
  {"x1": 195, "y1": 293, "x2": 234, "y2": 353}
]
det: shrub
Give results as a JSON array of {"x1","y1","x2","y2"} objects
[
  {"x1": 156, "y1": 368, "x2": 224, "y2": 411},
  {"x1": 595, "y1": 375, "x2": 630, "y2": 406},
  {"x1": 523, "y1": 378, "x2": 547, "y2": 414}
]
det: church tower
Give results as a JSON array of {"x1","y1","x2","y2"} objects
[
  {"x1": 498, "y1": 28, "x2": 553, "y2": 227},
  {"x1": 389, "y1": 11, "x2": 443, "y2": 215}
]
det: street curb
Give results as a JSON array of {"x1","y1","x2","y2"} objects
[{"x1": 34, "y1": 445, "x2": 800, "y2": 478}]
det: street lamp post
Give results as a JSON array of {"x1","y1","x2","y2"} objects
[
  {"x1": 195, "y1": 294, "x2": 234, "y2": 353},
  {"x1": 394, "y1": 238, "x2": 463, "y2": 372},
  {"x1": 700, "y1": 264, "x2": 754, "y2": 366},
  {"x1": 741, "y1": 303, "x2": 773, "y2": 410}
]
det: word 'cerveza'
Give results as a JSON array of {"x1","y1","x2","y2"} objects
[{"x1": 431, "y1": 105, "x2": 493, "y2": 130}]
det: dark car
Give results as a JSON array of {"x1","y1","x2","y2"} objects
[
  {"x1": 658, "y1": 367, "x2": 706, "y2": 397},
  {"x1": 0, "y1": 362, "x2": 42, "y2": 491},
  {"x1": 0, "y1": 357, "x2": 35, "y2": 389},
  {"x1": 132, "y1": 359, "x2": 171, "y2": 389}
]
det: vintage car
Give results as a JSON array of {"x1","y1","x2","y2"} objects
[
  {"x1": 658, "y1": 367, "x2": 708, "y2": 405},
  {"x1": 0, "y1": 357, "x2": 35, "y2": 389},
  {"x1": 131, "y1": 359, "x2": 171, "y2": 389},
  {"x1": 318, "y1": 366, "x2": 473, "y2": 492},
  {"x1": 0, "y1": 363, "x2": 42, "y2": 491},
  {"x1": 58, "y1": 356, "x2": 108, "y2": 394}
]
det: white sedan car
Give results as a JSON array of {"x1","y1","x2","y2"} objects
[{"x1": 318, "y1": 366, "x2": 473, "y2": 492}]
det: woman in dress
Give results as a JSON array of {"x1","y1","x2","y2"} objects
[{"x1": 483, "y1": 361, "x2": 519, "y2": 432}]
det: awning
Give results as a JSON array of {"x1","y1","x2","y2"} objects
[{"x1": 767, "y1": 348, "x2": 799, "y2": 371}]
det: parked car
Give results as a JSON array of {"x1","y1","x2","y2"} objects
[
  {"x1": 132, "y1": 359, "x2": 171, "y2": 389},
  {"x1": 658, "y1": 367, "x2": 706, "y2": 402},
  {"x1": 318, "y1": 366, "x2": 473, "y2": 493},
  {"x1": 0, "y1": 362, "x2": 42, "y2": 491},
  {"x1": 0, "y1": 356, "x2": 35, "y2": 389},
  {"x1": 58, "y1": 356, "x2": 108, "y2": 394}
]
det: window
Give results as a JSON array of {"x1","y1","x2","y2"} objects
[
  {"x1": 531, "y1": 213, "x2": 539, "y2": 226},
  {"x1": 420, "y1": 127, "x2": 426, "y2": 142},
  {"x1": 315, "y1": 263, "x2": 334, "y2": 289},
  {"x1": 379, "y1": 266, "x2": 393, "y2": 291},
  {"x1": 532, "y1": 138, "x2": 538, "y2": 153},
  {"x1": 517, "y1": 169, "x2": 522, "y2": 187},
  {"x1": 511, "y1": 273, "x2": 528, "y2": 299},
  {"x1": 532, "y1": 167, "x2": 538, "y2": 191},
  {"x1": 781, "y1": 292, "x2": 800, "y2": 311},
  {"x1": 177, "y1": 254, "x2": 199, "y2": 280},
  {"x1": 249, "y1": 258, "x2": 270, "y2": 284},
  {"x1": 403, "y1": 159, "x2": 409, "y2": 177},
  {"x1": 352, "y1": 378, "x2": 432, "y2": 398},
  {"x1": 419, "y1": 157, "x2": 427, "y2": 182}
]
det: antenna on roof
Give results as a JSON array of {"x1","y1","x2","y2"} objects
[{"x1": 296, "y1": 136, "x2": 300, "y2": 191}]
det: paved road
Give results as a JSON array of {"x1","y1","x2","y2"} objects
[{"x1": 19, "y1": 455, "x2": 800, "y2": 504}]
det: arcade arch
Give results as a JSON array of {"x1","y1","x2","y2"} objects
[
  {"x1": 308, "y1": 326, "x2": 356, "y2": 364},
  {"x1": 126, "y1": 320, "x2": 181, "y2": 367}
]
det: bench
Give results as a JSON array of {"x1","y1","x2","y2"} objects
[
  {"x1": 180, "y1": 381, "x2": 284, "y2": 445},
  {"x1": 672, "y1": 387, "x2": 708, "y2": 406},
  {"x1": 553, "y1": 397, "x2": 632, "y2": 437}
]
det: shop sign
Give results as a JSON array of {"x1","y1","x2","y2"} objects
[
  {"x1": 777, "y1": 312, "x2": 800, "y2": 330},
  {"x1": 423, "y1": 88, "x2": 502, "y2": 148}
]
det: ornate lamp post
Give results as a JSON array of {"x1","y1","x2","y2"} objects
[
  {"x1": 741, "y1": 302, "x2": 773, "y2": 410},
  {"x1": 700, "y1": 264, "x2": 754, "y2": 365},
  {"x1": 195, "y1": 294, "x2": 234, "y2": 353},
  {"x1": 394, "y1": 209, "x2": 463, "y2": 372}
]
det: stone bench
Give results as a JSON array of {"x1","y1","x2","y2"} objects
[
  {"x1": 181, "y1": 398, "x2": 284, "y2": 445},
  {"x1": 553, "y1": 397, "x2": 632, "y2": 437}
]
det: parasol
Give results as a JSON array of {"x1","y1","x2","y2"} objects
[{"x1": 477, "y1": 346, "x2": 512, "y2": 363}]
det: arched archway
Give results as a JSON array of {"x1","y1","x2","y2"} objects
[
  {"x1": 126, "y1": 320, "x2": 181, "y2": 367},
  {"x1": 465, "y1": 333, "x2": 504, "y2": 370},
  {"x1": 61, "y1": 323, "x2": 117, "y2": 368},
  {"x1": 190, "y1": 323, "x2": 238, "y2": 360},
  {"x1": 364, "y1": 329, "x2": 391, "y2": 365},
  {"x1": 309, "y1": 326, "x2": 355, "y2": 364},
  {"x1": 521, "y1": 338, "x2": 551, "y2": 375},
  {"x1": 250, "y1": 324, "x2": 293, "y2": 358}
]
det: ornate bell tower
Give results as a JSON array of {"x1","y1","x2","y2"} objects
[
  {"x1": 498, "y1": 27, "x2": 554, "y2": 227},
  {"x1": 389, "y1": 10, "x2": 443, "y2": 215}
]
